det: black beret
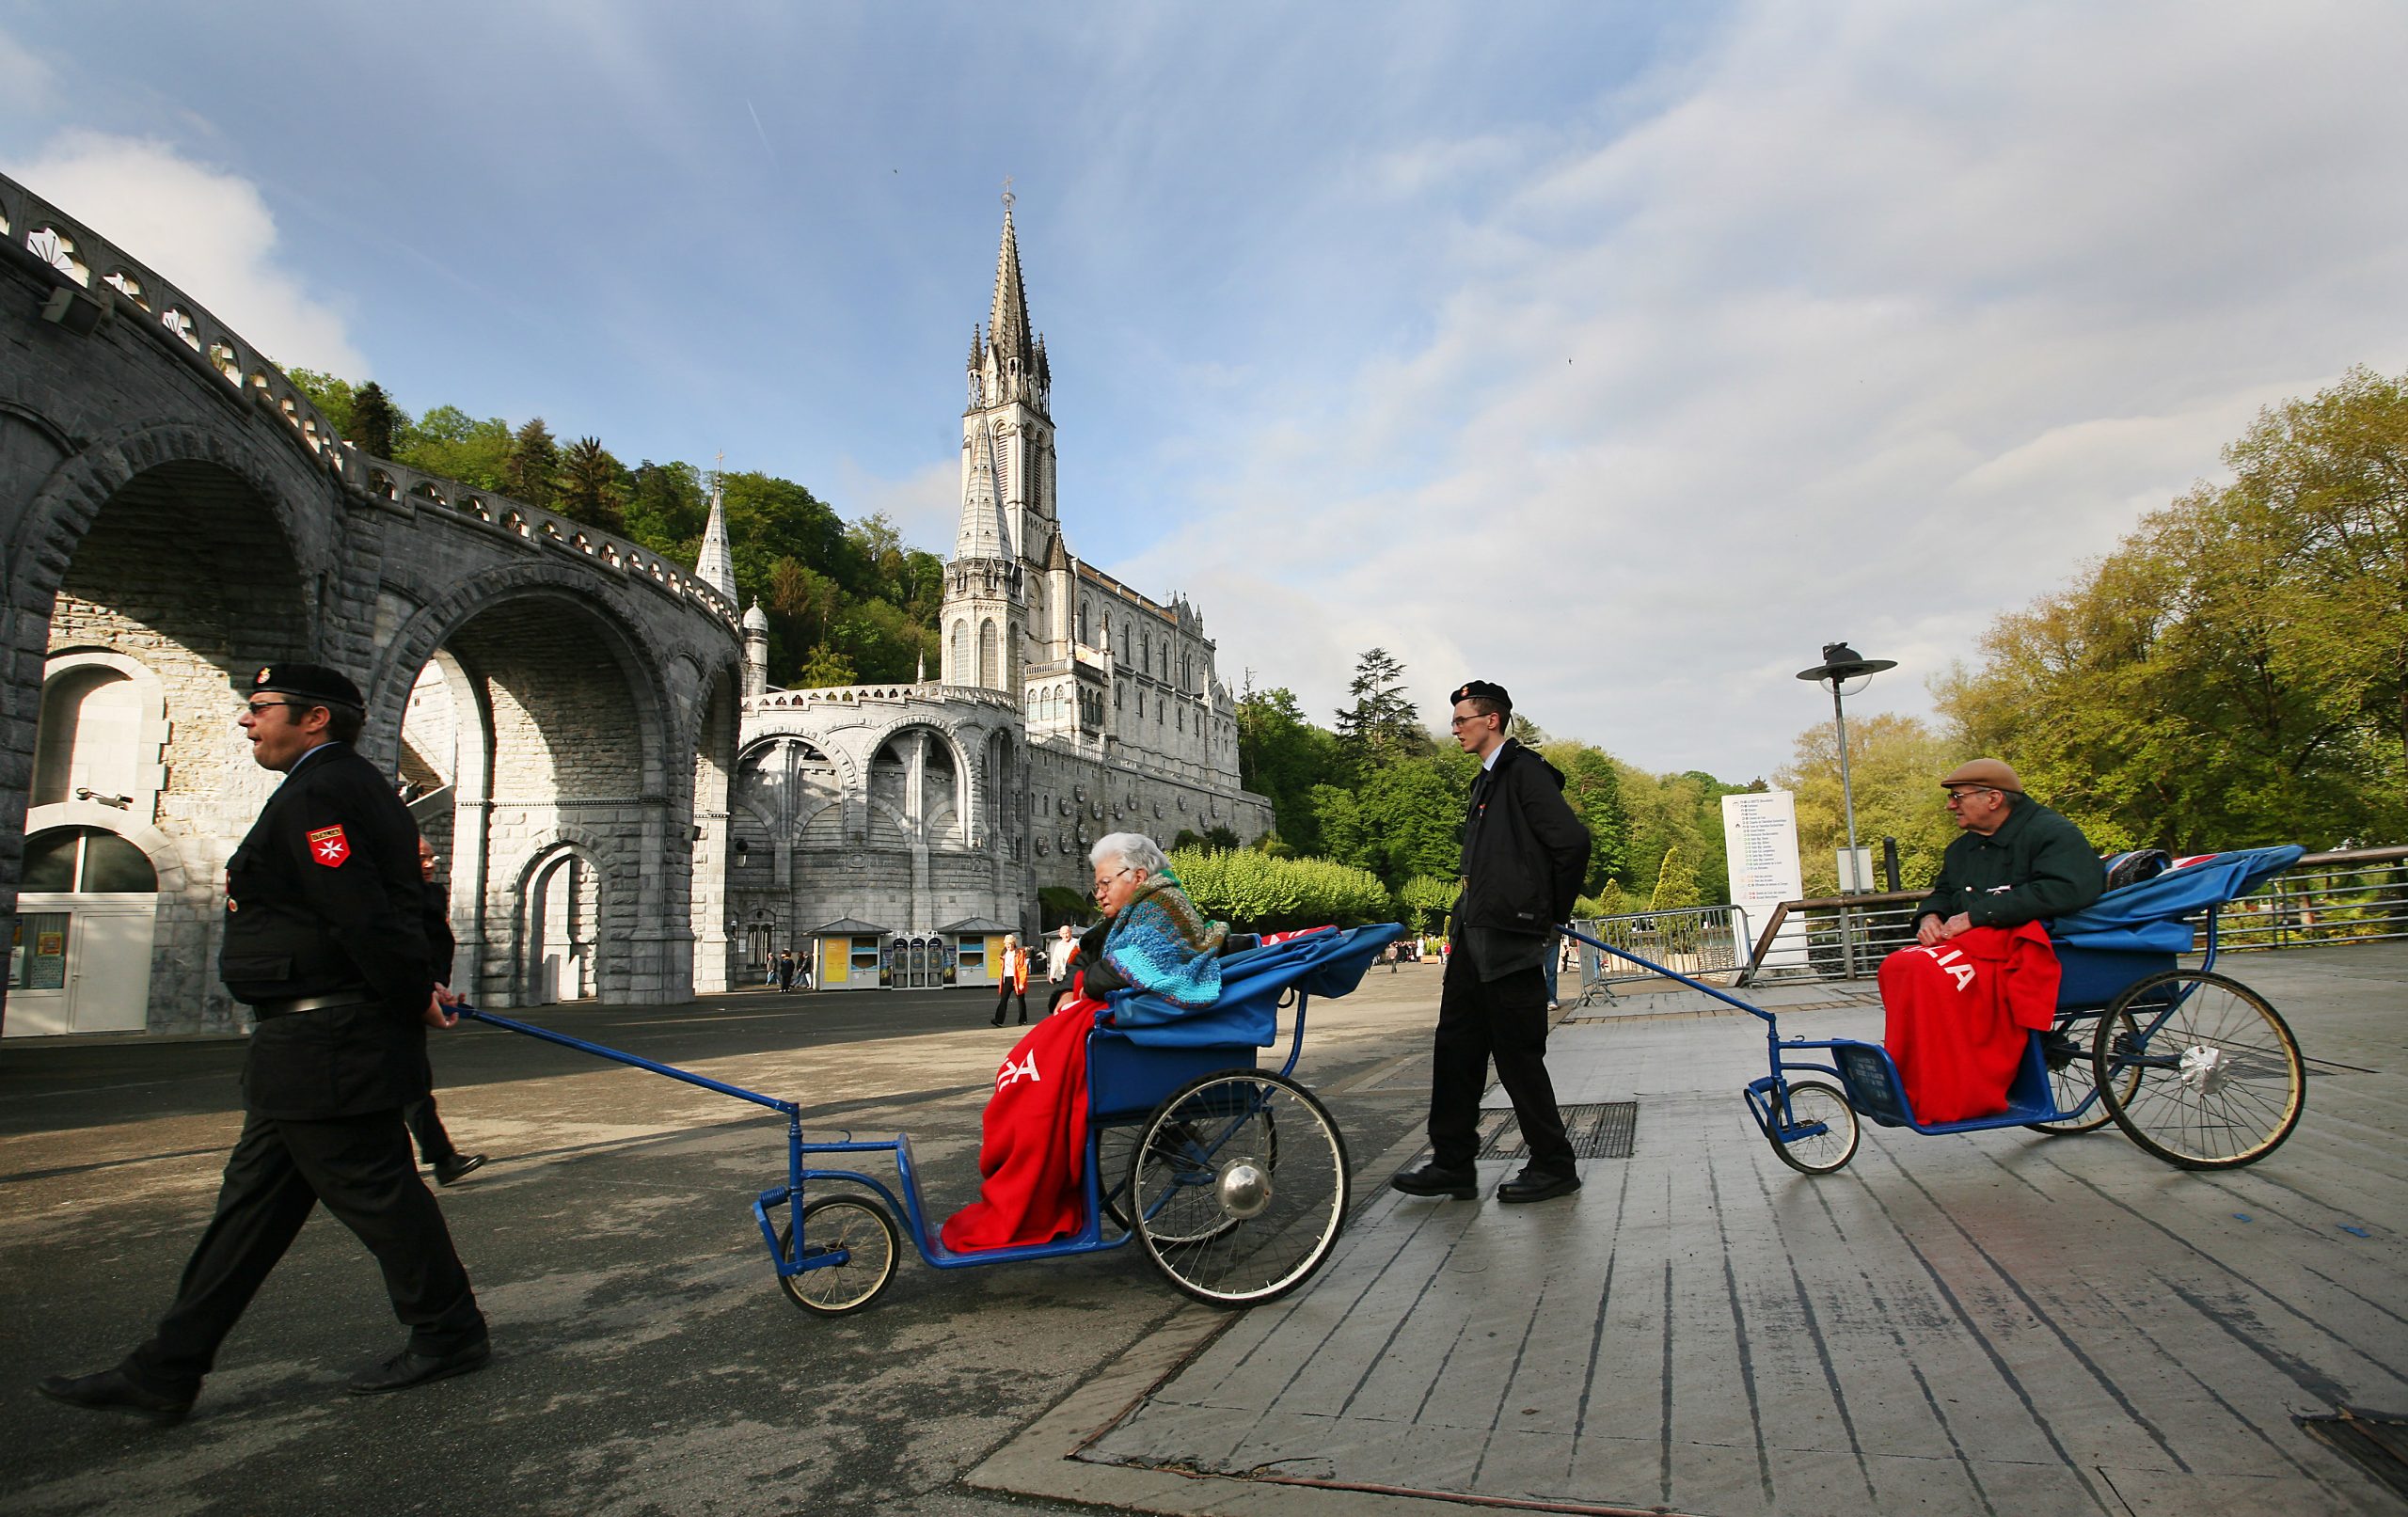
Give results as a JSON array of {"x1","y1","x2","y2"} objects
[
  {"x1": 247, "y1": 662, "x2": 365, "y2": 710},
  {"x1": 1450, "y1": 679, "x2": 1512, "y2": 710}
]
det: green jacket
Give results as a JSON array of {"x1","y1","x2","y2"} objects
[{"x1": 1914, "y1": 798, "x2": 2103, "y2": 929}]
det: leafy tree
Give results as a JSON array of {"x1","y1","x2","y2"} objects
[
  {"x1": 352, "y1": 382, "x2": 399, "y2": 458},
  {"x1": 399, "y1": 405, "x2": 512, "y2": 492},
  {"x1": 556, "y1": 436, "x2": 627, "y2": 531},
  {"x1": 1775, "y1": 711, "x2": 1959, "y2": 896},
  {"x1": 1237, "y1": 687, "x2": 1343, "y2": 854},
  {"x1": 1307, "y1": 783, "x2": 1367, "y2": 871},
  {"x1": 1397, "y1": 874, "x2": 1462, "y2": 934},
  {"x1": 504, "y1": 418, "x2": 560, "y2": 506},
  {"x1": 626, "y1": 460, "x2": 708, "y2": 559},
  {"x1": 1168, "y1": 848, "x2": 1391, "y2": 929},
  {"x1": 283, "y1": 368, "x2": 357, "y2": 435},
  {"x1": 1334, "y1": 648, "x2": 1426, "y2": 774},
  {"x1": 1545, "y1": 742, "x2": 1629, "y2": 891},
  {"x1": 1935, "y1": 366, "x2": 2408, "y2": 851},
  {"x1": 798, "y1": 644, "x2": 858, "y2": 687},
  {"x1": 1354, "y1": 751, "x2": 1476, "y2": 884}
]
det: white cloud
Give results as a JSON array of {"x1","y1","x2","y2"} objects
[
  {"x1": 3, "y1": 130, "x2": 367, "y2": 377},
  {"x1": 1120, "y1": 0, "x2": 2408, "y2": 778},
  {"x1": 0, "y1": 29, "x2": 53, "y2": 112}
]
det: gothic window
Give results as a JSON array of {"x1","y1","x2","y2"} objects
[
  {"x1": 1115, "y1": 685, "x2": 1123, "y2": 711},
  {"x1": 1079, "y1": 601, "x2": 1090, "y2": 644},
  {"x1": 950, "y1": 622, "x2": 970, "y2": 684},
  {"x1": 978, "y1": 619, "x2": 1000, "y2": 687}
]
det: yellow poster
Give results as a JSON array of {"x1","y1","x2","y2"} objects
[{"x1": 823, "y1": 940, "x2": 848, "y2": 985}]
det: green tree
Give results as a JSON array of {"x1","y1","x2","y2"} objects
[
  {"x1": 1775, "y1": 711, "x2": 1959, "y2": 896},
  {"x1": 1397, "y1": 874, "x2": 1462, "y2": 935},
  {"x1": 625, "y1": 460, "x2": 708, "y2": 559},
  {"x1": 352, "y1": 382, "x2": 399, "y2": 458},
  {"x1": 798, "y1": 643, "x2": 857, "y2": 687},
  {"x1": 1354, "y1": 751, "x2": 1475, "y2": 884},
  {"x1": 556, "y1": 436, "x2": 626, "y2": 531},
  {"x1": 1334, "y1": 648, "x2": 1426, "y2": 774},
  {"x1": 283, "y1": 368, "x2": 357, "y2": 435},
  {"x1": 1237, "y1": 687, "x2": 1343, "y2": 854},
  {"x1": 1545, "y1": 742, "x2": 1629, "y2": 891},
  {"x1": 399, "y1": 405, "x2": 512, "y2": 492},
  {"x1": 504, "y1": 418, "x2": 560, "y2": 506},
  {"x1": 1649, "y1": 846, "x2": 1700, "y2": 911},
  {"x1": 1935, "y1": 366, "x2": 2408, "y2": 851}
]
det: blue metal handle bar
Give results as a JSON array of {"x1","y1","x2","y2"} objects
[
  {"x1": 455, "y1": 1004, "x2": 801, "y2": 1118},
  {"x1": 1558, "y1": 924, "x2": 1777, "y2": 1025}
]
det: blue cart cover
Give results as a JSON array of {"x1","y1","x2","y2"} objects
[
  {"x1": 1106, "y1": 923, "x2": 1404, "y2": 1047},
  {"x1": 2049, "y1": 845, "x2": 2304, "y2": 954}
]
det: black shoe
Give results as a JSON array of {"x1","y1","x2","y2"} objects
[
  {"x1": 989, "y1": 1018, "x2": 1004, "y2": 1027},
  {"x1": 1389, "y1": 1162, "x2": 1479, "y2": 1199},
  {"x1": 1497, "y1": 1168, "x2": 1581, "y2": 1204},
  {"x1": 345, "y1": 1339, "x2": 491, "y2": 1396},
  {"x1": 38, "y1": 1367, "x2": 193, "y2": 1425},
  {"x1": 434, "y1": 1154, "x2": 487, "y2": 1187}
]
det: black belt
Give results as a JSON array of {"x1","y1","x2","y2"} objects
[{"x1": 251, "y1": 992, "x2": 375, "y2": 1020}]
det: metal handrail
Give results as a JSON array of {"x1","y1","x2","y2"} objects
[{"x1": 1735, "y1": 845, "x2": 2408, "y2": 985}]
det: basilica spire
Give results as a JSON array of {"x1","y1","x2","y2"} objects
[
  {"x1": 696, "y1": 454, "x2": 737, "y2": 603},
  {"x1": 989, "y1": 182, "x2": 1034, "y2": 372}
]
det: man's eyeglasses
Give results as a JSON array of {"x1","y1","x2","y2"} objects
[
  {"x1": 1944, "y1": 787, "x2": 1997, "y2": 803},
  {"x1": 1449, "y1": 712, "x2": 1496, "y2": 730},
  {"x1": 244, "y1": 701, "x2": 304, "y2": 718},
  {"x1": 1091, "y1": 865, "x2": 1137, "y2": 895}
]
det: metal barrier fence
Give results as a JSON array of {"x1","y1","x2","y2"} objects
[
  {"x1": 1570, "y1": 904, "x2": 1752, "y2": 1004},
  {"x1": 1733, "y1": 845, "x2": 2408, "y2": 986}
]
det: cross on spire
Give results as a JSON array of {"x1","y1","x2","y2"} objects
[{"x1": 1002, "y1": 175, "x2": 1014, "y2": 213}]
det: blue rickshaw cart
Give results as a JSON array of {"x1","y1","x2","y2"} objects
[
  {"x1": 1562, "y1": 846, "x2": 2308, "y2": 1174},
  {"x1": 463, "y1": 923, "x2": 1402, "y2": 1315}
]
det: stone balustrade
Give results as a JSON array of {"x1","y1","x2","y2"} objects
[{"x1": 0, "y1": 170, "x2": 736, "y2": 630}]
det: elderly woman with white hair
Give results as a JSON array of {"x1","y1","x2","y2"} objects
[
  {"x1": 1074, "y1": 832, "x2": 1227, "y2": 1007},
  {"x1": 939, "y1": 831, "x2": 1227, "y2": 1253}
]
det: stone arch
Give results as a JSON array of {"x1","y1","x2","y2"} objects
[
  {"x1": 499, "y1": 825, "x2": 626, "y2": 1007},
  {"x1": 862, "y1": 720, "x2": 969, "y2": 848}
]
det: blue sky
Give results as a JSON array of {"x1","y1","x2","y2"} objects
[{"x1": 6, "y1": 2, "x2": 2405, "y2": 781}]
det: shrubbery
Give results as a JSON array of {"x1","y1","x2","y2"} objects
[{"x1": 1168, "y1": 848, "x2": 1392, "y2": 931}]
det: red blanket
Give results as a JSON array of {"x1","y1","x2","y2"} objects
[
  {"x1": 940, "y1": 998, "x2": 1096, "y2": 1253},
  {"x1": 1878, "y1": 924, "x2": 2061, "y2": 1124}
]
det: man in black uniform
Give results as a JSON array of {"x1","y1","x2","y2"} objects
[
  {"x1": 1392, "y1": 680, "x2": 1592, "y2": 1205},
  {"x1": 40, "y1": 664, "x2": 489, "y2": 1423}
]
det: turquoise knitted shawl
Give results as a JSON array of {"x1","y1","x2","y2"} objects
[{"x1": 1101, "y1": 870, "x2": 1228, "y2": 1009}]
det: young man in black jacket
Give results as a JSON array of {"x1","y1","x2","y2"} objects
[{"x1": 1393, "y1": 681, "x2": 1592, "y2": 1205}]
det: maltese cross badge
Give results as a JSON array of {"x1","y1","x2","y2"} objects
[{"x1": 308, "y1": 825, "x2": 351, "y2": 867}]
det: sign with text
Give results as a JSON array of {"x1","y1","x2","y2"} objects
[{"x1": 1722, "y1": 791, "x2": 1808, "y2": 971}]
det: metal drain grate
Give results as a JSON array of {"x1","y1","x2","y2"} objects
[{"x1": 1474, "y1": 1101, "x2": 1637, "y2": 1161}]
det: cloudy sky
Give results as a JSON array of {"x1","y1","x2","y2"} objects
[{"x1": 5, "y1": 2, "x2": 2403, "y2": 780}]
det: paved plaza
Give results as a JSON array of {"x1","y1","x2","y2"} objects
[{"x1": 2, "y1": 945, "x2": 2401, "y2": 1515}]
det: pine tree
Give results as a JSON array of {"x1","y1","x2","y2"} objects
[
  {"x1": 505, "y1": 418, "x2": 561, "y2": 506},
  {"x1": 1335, "y1": 648, "x2": 1425, "y2": 773},
  {"x1": 556, "y1": 436, "x2": 626, "y2": 531},
  {"x1": 352, "y1": 381, "x2": 398, "y2": 458}
]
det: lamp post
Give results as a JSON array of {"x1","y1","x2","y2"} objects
[{"x1": 1796, "y1": 641, "x2": 1896, "y2": 894}]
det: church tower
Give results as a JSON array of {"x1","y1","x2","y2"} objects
[{"x1": 943, "y1": 188, "x2": 1055, "y2": 691}]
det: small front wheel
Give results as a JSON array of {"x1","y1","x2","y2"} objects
[
  {"x1": 1766, "y1": 1079, "x2": 1861, "y2": 1174},
  {"x1": 2097, "y1": 971, "x2": 2305, "y2": 1169},
  {"x1": 1131, "y1": 1070, "x2": 1347, "y2": 1307},
  {"x1": 776, "y1": 1193, "x2": 900, "y2": 1315}
]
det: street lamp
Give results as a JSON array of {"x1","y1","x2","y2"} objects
[{"x1": 1796, "y1": 641, "x2": 1896, "y2": 893}]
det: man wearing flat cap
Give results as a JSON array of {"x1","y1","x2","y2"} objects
[
  {"x1": 1913, "y1": 758, "x2": 2101, "y2": 945},
  {"x1": 40, "y1": 663, "x2": 488, "y2": 1424},
  {"x1": 1878, "y1": 758, "x2": 2103, "y2": 1123},
  {"x1": 1392, "y1": 680, "x2": 1592, "y2": 1205}
]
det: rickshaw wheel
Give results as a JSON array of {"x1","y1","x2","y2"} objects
[
  {"x1": 1132, "y1": 1070, "x2": 1348, "y2": 1307},
  {"x1": 1110, "y1": 1109, "x2": 1279, "y2": 1242},
  {"x1": 2096, "y1": 971, "x2": 2305, "y2": 1169},
  {"x1": 1766, "y1": 1080, "x2": 1860, "y2": 1174},
  {"x1": 776, "y1": 1194, "x2": 900, "y2": 1315},
  {"x1": 2027, "y1": 1013, "x2": 2139, "y2": 1135}
]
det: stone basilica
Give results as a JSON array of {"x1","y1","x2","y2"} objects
[{"x1": 716, "y1": 203, "x2": 1271, "y2": 986}]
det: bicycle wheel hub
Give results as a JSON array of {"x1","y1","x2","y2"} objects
[
  {"x1": 2178, "y1": 1043, "x2": 2230, "y2": 1097},
  {"x1": 1216, "y1": 1158, "x2": 1272, "y2": 1219}
]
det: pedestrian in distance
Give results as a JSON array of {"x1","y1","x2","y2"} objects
[
  {"x1": 1392, "y1": 680, "x2": 1592, "y2": 1206},
  {"x1": 989, "y1": 934, "x2": 1030, "y2": 1026},
  {"x1": 404, "y1": 837, "x2": 485, "y2": 1187},
  {"x1": 775, "y1": 949, "x2": 797, "y2": 993},
  {"x1": 40, "y1": 664, "x2": 489, "y2": 1425}
]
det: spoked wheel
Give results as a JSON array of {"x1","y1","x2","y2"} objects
[
  {"x1": 2096, "y1": 971, "x2": 2305, "y2": 1169},
  {"x1": 1129, "y1": 1070, "x2": 1346, "y2": 1307},
  {"x1": 776, "y1": 1193, "x2": 900, "y2": 1315},
  {"x1": 1766, "y1": 1079, "x2": 1861, "y2": 1174},
  {"x1": 2027, "y1": 1014, "x2": 2138, "y2": 1135}
]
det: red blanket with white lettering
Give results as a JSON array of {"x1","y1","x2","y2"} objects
[
  {"x1": 1878, "y1": 924, "x2": 2061, "y2": 1124},
  {"x1": 940, "y1": 998, "x2": 1096, "y2": 1253}
]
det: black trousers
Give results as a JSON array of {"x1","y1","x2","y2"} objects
[
  {"x1": 1428, "y1": 954, "x2": 1575, "y2": 1175},
  {"x1": 403, "y1": 1052, "x2": 457, "y2": 1167},
  {"x1": 125, "y1": 1108, "x2": 485, "y2": 1393},
  {"x1": 991, "y1": 983, "x2": 1028, "y2": 1023}
]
